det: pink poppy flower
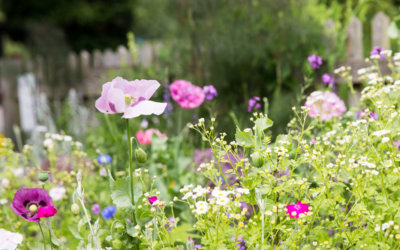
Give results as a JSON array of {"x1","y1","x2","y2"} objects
[
  {"x1": 286, "y1": 201, "x2": 309, "y2": 219},
  {"x1": 37, "y1": 206, "x2": 58, "y2": 218},
  {"x1": 95, "y1": 77, "x2": 167, "y2": 119},
  {"x1": 136, "y1": 129, "x2": 167, "y2": 145},
  {"x1": 305, "y1": 91, "x2": 346, "y2": 121},
  {"x1": 169, "y1": 80, "x2": 205, "y2": 109}
]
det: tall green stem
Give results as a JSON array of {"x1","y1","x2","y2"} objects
[
  {"x1": 126, "y1": 119, "x2": 136, "y2": 224},
  {"x1": 38, "y1": 222, "x2": 47, "y2": 250},
  {"x1": 47, "y1": 219, "x2": 54, "y2": 250}
]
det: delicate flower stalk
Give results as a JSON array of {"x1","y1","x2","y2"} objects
[
  {"x1": 38, "y1": 222, "x2": 47, "y2": 250},
  {"x1": 126, "y1": 119, "x2": 136, "y2": 224}
]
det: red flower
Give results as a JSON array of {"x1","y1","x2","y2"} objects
[{"x1": 37, "y1": 206, "x2": 58, "y2": 218}]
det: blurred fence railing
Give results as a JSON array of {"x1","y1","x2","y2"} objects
[{"x1": 0, "y1": 42, "x2": 162, "y2": 137}]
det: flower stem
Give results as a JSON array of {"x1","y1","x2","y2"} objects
[
  {"x1": 47, "y1": 219, "x2": 54, "y2": 250},
  {"x1": 126, "y1": 119, "x2": 136, "y2": 224},
  {"x1": 38, "y1": 222, "x2": 47, "y2": 250}
]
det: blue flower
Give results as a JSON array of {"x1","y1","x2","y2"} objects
[
  {"x1": 97, "y1": 154, "x2": 112, "y2": 165},
  {"x1": 101, "y1": 205, "x2": 116, "y2": 219}
]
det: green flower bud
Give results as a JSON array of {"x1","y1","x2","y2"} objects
[
  {"x1": 112, "y1": 239, "x2": 123, "y2": 249},
  {"x1": 135, "y1": 148, "x2": 147, "y2": 163},
  {"x1": 251, "y1": 152, "x2": 264, "y2": 168},
  {"x1": 38, "y1": 172, "x2": 49, "y2": 182},
  {"x1": 115, "y1": 222, "x2": 125, "y2": 233},
  {"x1": 71, "y1": 203, "x2": 80, "y2": 215}
]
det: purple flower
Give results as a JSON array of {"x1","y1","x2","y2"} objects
[
  {"x1": 248, "y1": 96, "x2": 261, "y2": 112},
  {"x1": 308, "y1": 55, "x2": 322, "y2": 69},
  {"x1": 101, "y1": 205, "x2": 116, "y2": 219},
  {"x1": 10, "y1": 188, "x2": 54, "y2": 222},
  {"x1": 322, "y1": 73, "x2": 335, "y2": 90},
  {"x1": 148, "y1": 196, "x2": 158, "y2": 205},
  {"x1": 92, "y1": 203, "x2": 101, "y2": 214},
  {"x1": 194, "y1": 245, "x2": 202, "y2": 249},
  {"x1": 370, "y1": 46, "x2": 385, "y2": 60},
  {"x1": 356, "y1": 109, "x2": 378, "y2": 121},
  {"x1": 192, "y1": 148, "x2": 214, "y2": 169},
  {"x1": 232, "y1": 236, "x2": 247, "y2": 250},
  {"x1": 394, "y1": 140, "x2": 400, "y2": 151},
  {"x1": 310, "y1": 139, "x2": 316, "y2": 145},
  {"x1": 203, "y1": 85, "x2": 218, "y2": 100}
]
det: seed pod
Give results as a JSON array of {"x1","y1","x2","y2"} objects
[
  {"x1": 135, "y1": 148, "x2": 147, "y2": 163},
  {"x1": 71, "y1": 203, "x2": 80, "y2": 215},
  {"x1": 38, "y1": 172, "x2": 49, "y2": 182},
  {"x1": 251, "y1": 152, "x2": 264, "y2": 168}
]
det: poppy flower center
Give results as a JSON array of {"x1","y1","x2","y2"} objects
[
  {"x1": 124, "y1": 94, "x2": 137, "y2": 106},
  {"x1": 28, "y1": 204, "x2": 38, "y2": 213}
]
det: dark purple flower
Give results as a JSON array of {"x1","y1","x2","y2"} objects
[
  {"x1": 203, "y1": 85, "x2": 218, "y2": 100},
  {"x1": 248, "y1": 96, "x2": 261, "y2": 112},
  {"x1": 92, "y1": 203, "x2": 101, "y2": 214},
  {"x1": 370, "y1": 46, "x2": 385, "y2": 60},
  {"x1": 308, "y1": 55, "x2": 322, "y2": 69},
  {"x1": 11, "y1": 188, "x2": 54, "y2": 222},
  {"x1": 322, "y1": 73, "x2": 335, "y2": 90}
]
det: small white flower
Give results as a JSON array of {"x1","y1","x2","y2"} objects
[
  {"x1": 216, "y1": 197, "x2": 230, "y2": 206},
  {"x1": 182, "y1": 192, "x2": 194, "y2": 200},
  {"x1": 43, "y1": 138, "x2": 54, "y2": 149},
  {"x1": 49, "y1": 187, "x2": 66, "y2": 201},
  {"x1": 372, "y1": 130, "x2": 390, "y2": 137},
  {"x1": 0, "y1": 228, "x2": 23, "y2": 250},
  {"x1": 236, "y1": 188, "x2": 250, "y2": 195},
  {"x1": 1, "y1": 178, "x2": 10, "y2": 188},
  {"x1": 211, "y1": 189, "x2": 228, "y2": 199},
  {"x1": 382, "y1": 222, "x2": 390, "y2": 231},
  {"x1": 11, "y1": 168, "x2": 24, "y2": 177},
  {"x1": 382, "y1": 137, "x2": 390, "y2": 143},
  {"x1": 99, "y1": 167, "x2": 107, "y2": 177},
  {"x1": 375, "y1": 225, "x2": 381, "y2": 232},
  {"x1": 195, "y1": 201, "x2": 208, "y2": 215},
  {"x1": 386, "y1": 160, "x2": 393, "y2": 168},
  {"x1": 64, "y1": 136, "x2": 73, "y2": 142},
  {"x1": 193, "y1": 185, "x2": 207, "y2": 197},
  {"x1": 265, "y1": 211, "x2": 273, "y2": 216},
  {"x1": 371, "y1": 170, "x2": 379, "y2": 175},
  {"x1": 0, "y1": 199, "x2": 8, "y2": 205}
]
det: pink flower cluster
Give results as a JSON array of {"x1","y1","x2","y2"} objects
[
  {"x1": 305, "y1": 91, "x2": 346, "y2": 121},
  {"x1": 169, "y1": 80, "x2": 205, "y2": 109},
  {"x1": 136, "y1": 129, "x2": 167, "y2": 145}
]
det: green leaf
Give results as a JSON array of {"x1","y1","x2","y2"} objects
[
  {"x1": 109, "y1": 177, "x2": 134, "y2": 211},
  {"x1": 255, "y1": 116, "x2": 273, "y2": 131},
  {"x1": 235, "y1": 128, "x2": 254, "y2": 147},
  {"x1": 69, "y1": 226, "x2": 83, "y2": 240}
]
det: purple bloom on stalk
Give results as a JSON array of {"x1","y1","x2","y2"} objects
[
  {"x1": 10, "y1": 188, "x2": 54, "y2": 222},
  {"x1": 370, "y1": 46, "x2": 385, "y2": 60},
  {"x1": 322, "y1": 73, "x2": 336, "y2": 91},
  {"x1": 308, "y1": 54, "x2": 322, "y2": 69},
  {"x1": 393, "y1": 140, "x2": 400, "y2": 151},
  {"x1": 203, "y1": 85, "x2": 218, "y2": 100},
  {"x1": 194, "y1": 245, "x2": 201, "y2": 249},
  {"x1": 92, "y1": 203, "x2": 101, "y2": 214},
  {"x1": 357, "y1": 109, "x2": 378, "y2": 121},
  {"x1": 232, "y1": 236, "x2": 247, "y2": 250},
  {"x1": 248, "y1": 96, "x2": 261, "y2": 112},
  {"x1": 101, "y1": 205, "x2": 116, "y2": 219}
]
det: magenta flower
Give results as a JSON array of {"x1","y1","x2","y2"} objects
[
  {"x1": 248, "y1": 96, "x2": 261, "y2": 112},
  {"x1": 305, "y1": 91, "x2": 346, "y2": 121},
  {"x1": 203, "y1": 85, "x2": 218, "y2": 100},
  {"x1": 308, "y1": 54, "x2": 322, "y2": 69},
  {"x1": 370, "y1": 46, "x2": 385, "y2": 60},
  {"x1": 148, "y1": 196, "x2": 158, "y2": 205},
  {"x1": 286, "y1": 201, "x2": 309, "y2": 219},
  {"x1": 11, "y1": 188, "x2": 54, "y2": 222},
  {"x1": 136, "y1": 129, "x2": 167, "y2": 145},
  {"x1": 393, "y1": 140, "x2": 400, "y2": 151},
  {"x1": 92, "y1": 203, "x2": 101, "y2": 214},
  {"x1": 169, "y1": 80, "x2": 205, "y2": 109},
  {"x1": 37, "y1": 206, "x2": 57, "y2": 218},
  {"x1": 95, "y1": 77, "x2": 167, "y2": 119}
]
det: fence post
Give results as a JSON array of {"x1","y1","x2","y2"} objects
[
  {"x1": 372, "y1": 12, "x2": 390, "y2": 49},
  {"x1": 347, "y1": 16, "x2": 363, "y2": 62}
]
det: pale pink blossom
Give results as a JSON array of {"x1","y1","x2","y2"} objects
[
  {"x1": 95, "y1": 77, "x2": 167, "y2": 119},
  {"x1": 305, "y1": 91, "x2": 346, "y2": 121}
]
